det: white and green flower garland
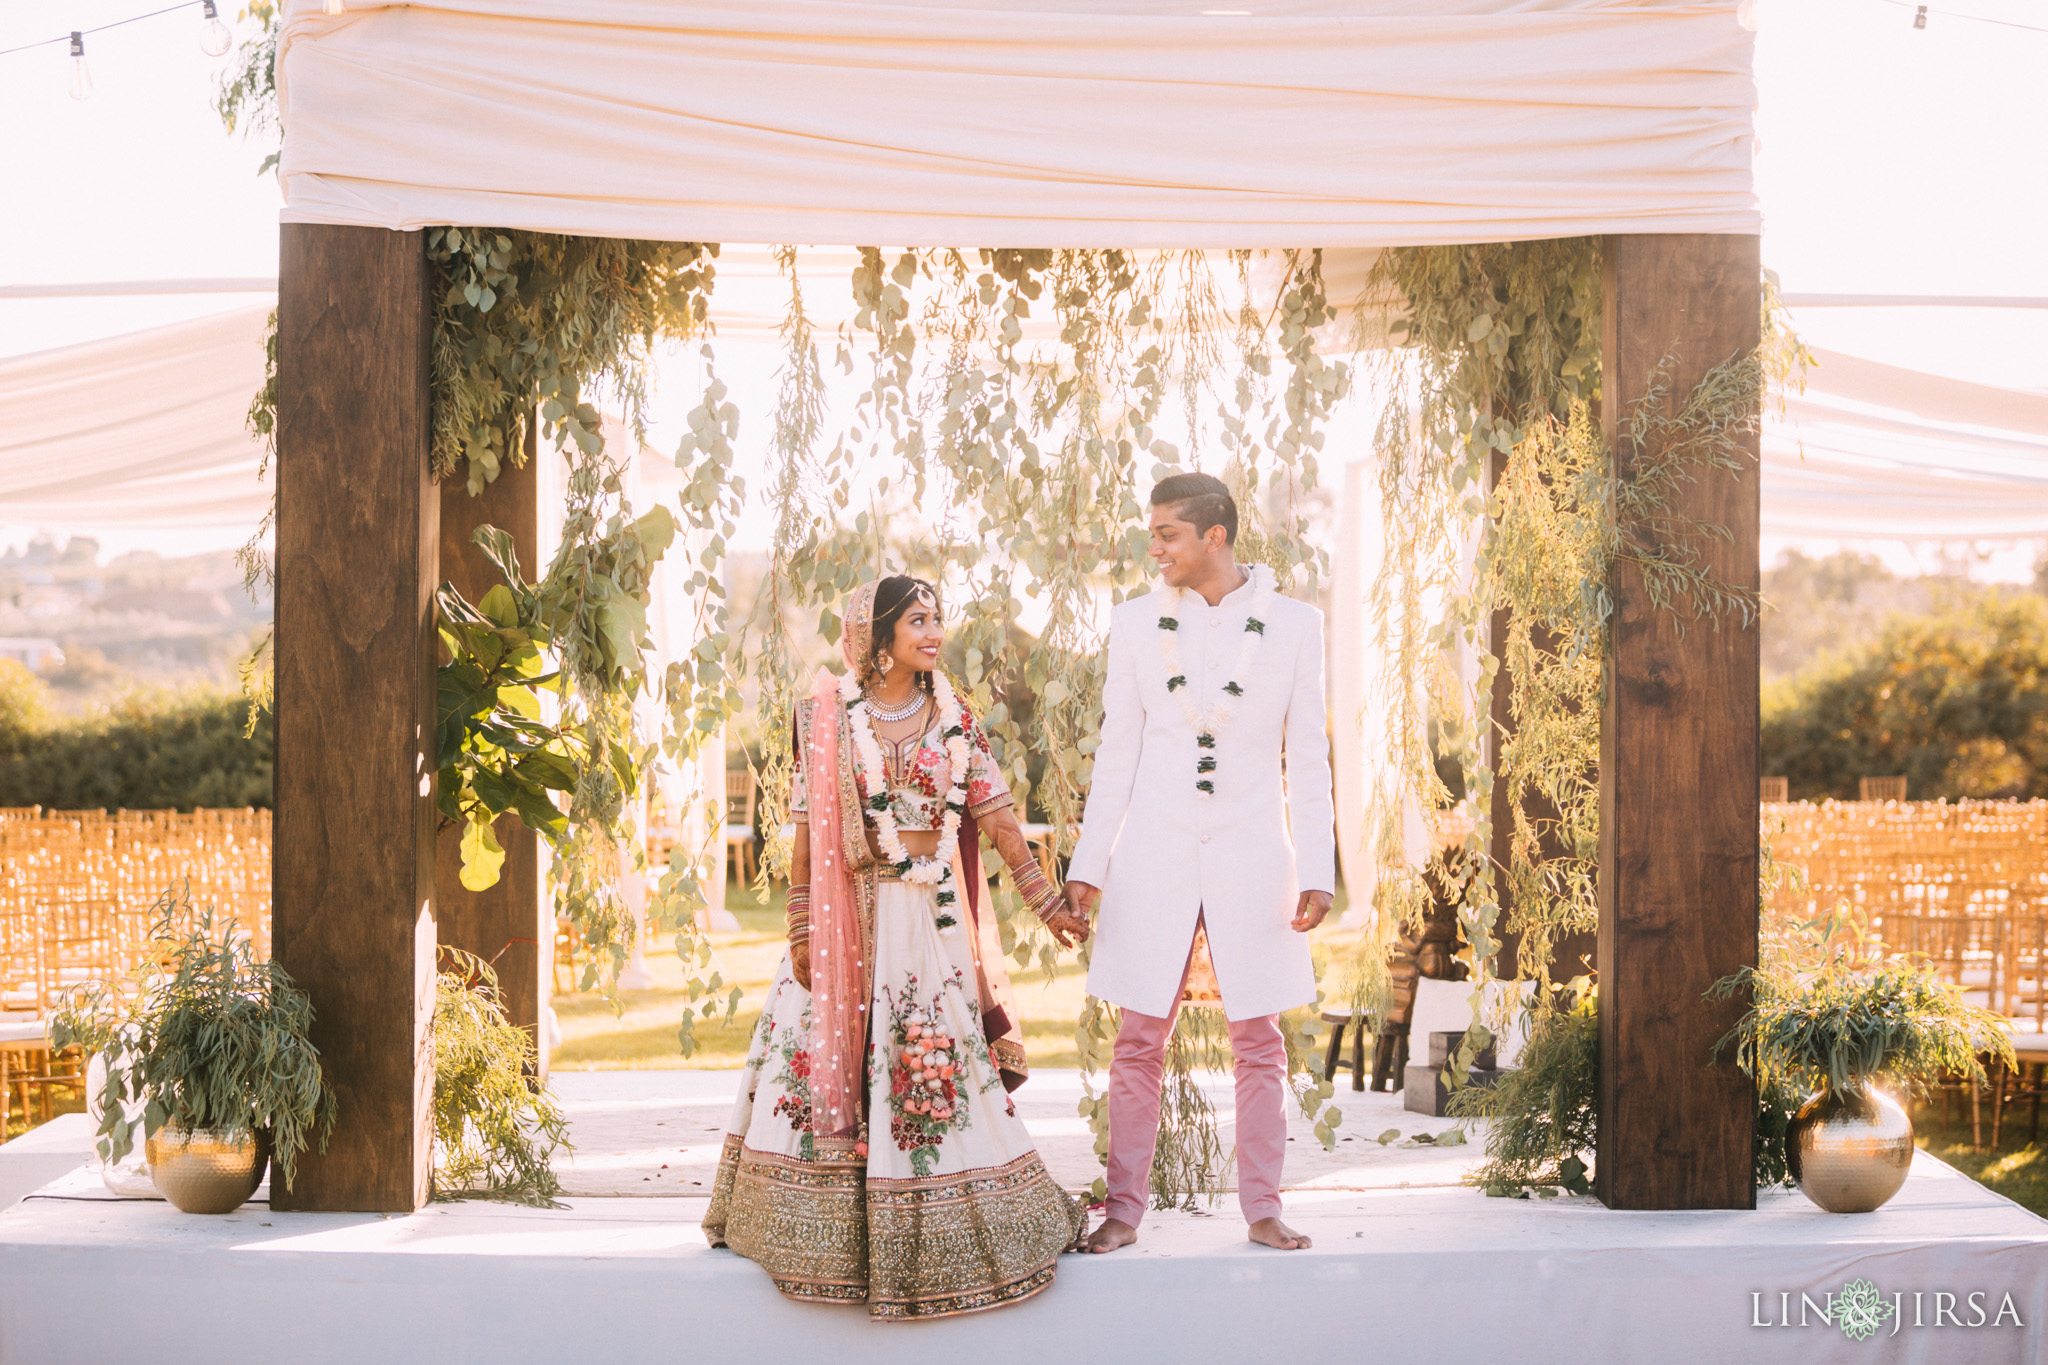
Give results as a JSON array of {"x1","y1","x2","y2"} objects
[
  {"x1": 841, "y1": 670, "x2": 971, "y2": 932},
  {"x1": 1157, "y1": 567, "x2": 1271, "y2": 799}
]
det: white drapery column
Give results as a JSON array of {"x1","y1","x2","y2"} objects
[{"x1": 1331, "y1": 446, "x2": 1430, "y2": 931}]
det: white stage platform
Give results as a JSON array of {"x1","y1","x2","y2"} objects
[{"x1": 4, "y1": 1073, "x2": 2044, "y2": 1365}]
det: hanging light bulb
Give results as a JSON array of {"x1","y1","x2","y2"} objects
[
  {"x1": 200, "y1": 0, "x2": 232, "y2": 57},
  {"x1": 68, "y1": 32, "x2": 93, "y2": 101}
]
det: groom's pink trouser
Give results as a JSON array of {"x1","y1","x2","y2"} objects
[{"x1": 1103, "y1": 933, "x2": 1289, "y2": 1227}]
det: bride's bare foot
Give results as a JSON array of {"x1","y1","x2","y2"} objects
[
  {"x1": 1085, "y1": 1218, "x2": 1138, "y2": 1253},
  {"x1": 1247, "y1": 1217, "x2": 1312, "y2": 1250}
]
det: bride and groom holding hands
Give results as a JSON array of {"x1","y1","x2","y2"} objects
[{"x1": 703, "y1": 471, "x2": 1337, "y2": 1318}]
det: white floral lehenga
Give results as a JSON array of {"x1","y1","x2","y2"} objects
[
  {"x1": 704, "y1": 585, "x2": 1083, "y2": 1320},
  {"x1": 703, "y1": 883, "x2": 1081, "y2": 1319}
]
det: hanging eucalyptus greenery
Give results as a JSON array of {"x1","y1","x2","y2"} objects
[
  {"x1": 737, "y1": 246, "x2": 1350, "y2": 1204},
  {"x1": 418, "y1": 229, "x2": 736, "y2": 1006},
  {"x1": 240, "y1": 220, "x2": 1793, "y2": 1204},
  {"x1": 215, "y1": 7, "x2": 1796, "y2": 1199},
  {"x1": 1356, "y1": 241, "x2": 1802, "y2": 1065}
]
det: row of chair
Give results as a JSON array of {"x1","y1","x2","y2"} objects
[
  {"x1": 1765, "y1": 798, "x2": 2048, "y2": 1024},
  {"x1": 0, "y1": 807, "x2": 271, "y2": 1138}
]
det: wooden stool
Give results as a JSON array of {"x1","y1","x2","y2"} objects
[
  {"x1": 1371, "y1": 1024, "x2": 1410, "y2": 1093},
  {"x1": 1319, "y1": 1010, "x2": 1369, "y2": 1091}
]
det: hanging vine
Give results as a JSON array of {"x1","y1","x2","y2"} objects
[
  {"x1": 242, "y1": 215, "x2": 1793, "y2": 1202},
  {"x1": 734, "y1": 247, "x2": 1350, "y2": 1206},
  {"x1": 1357, "y1": 241, "x2": 1798, "y2": 1122}
]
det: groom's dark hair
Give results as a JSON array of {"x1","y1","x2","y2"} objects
[{"x1": 1150, "y1": 472, "x2": 1237, "y2": 546}]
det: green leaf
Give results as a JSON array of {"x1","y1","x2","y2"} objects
[
  {"x1": 1376, "y1": 1128, "x2": 1400, "y2": 1145},
  {"x1": 633, "y1": 505, "x2": 677, "y2": 560},
  {"x1": 459, "y1": 817, "x2": 507, "y2": 891},
  {"x1": 496, "y1": 683, "x2": 541, "y2": 719},
  {"x1": 598, "y1": 594, "x2": 647, "y2": 668},
  {"x1": 471, "y1": 526, "x2": 527, "y2": 593},
  {"x1": 478, "y1": 585, "x2": 518, "y2": 629}
]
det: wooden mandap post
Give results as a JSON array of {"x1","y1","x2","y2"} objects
[
  {"x1": 436, "y1": 428, "x2": 549, "y2": 1077},
  {"x1": 273, "y1": 224, "x2": 439, "y2": 1213},
  {"x1": 1595, "y1": 233, "x2": 1761, "y2": 1210}
]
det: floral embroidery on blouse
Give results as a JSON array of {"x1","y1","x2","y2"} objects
[{"x1": 791, "y1": 700, "x2": 1013, "y2": 827}]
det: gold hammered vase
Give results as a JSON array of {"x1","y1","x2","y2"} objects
[
  {"x1": 1786, "y1": 1085, "x2": 1914, "y2": 1214},
  {"x1": 145, "y1": 1125, "x2": 268, "y2": 1214}
]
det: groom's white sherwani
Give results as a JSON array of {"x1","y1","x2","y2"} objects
[{"x1": 1069, "y1": 567, "x2": 1335, "y2": 1021}]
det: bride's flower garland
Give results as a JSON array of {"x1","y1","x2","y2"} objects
[
  {"x1": 841, "y1": 669, "x2": 971, "y2": 932},
  {"x1": 1157, "y1": 567, "x2": 1271, "y2": 799}
]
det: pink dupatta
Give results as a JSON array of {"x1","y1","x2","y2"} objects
[{"x1": 804, "y1": 667, "x2": 868, "y2": 1143}]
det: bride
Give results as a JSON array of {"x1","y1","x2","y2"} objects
[{"x1": 704, "y1": 575, "x2": 1092, "y2": 1319}]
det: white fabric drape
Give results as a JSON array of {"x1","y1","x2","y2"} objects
[
  {"x1": 275, "y1": 0, "x2": 1759, "y2": 247},
  {"x1": 0, "y1": 306, "x2": 273, "y2": 529},
  {"x1": 1331, "y1": 452, "x2": 1429, "y2": 924},
  {"x1": 1761, "y1": 349, "x2": 2048, "y2": 538}
]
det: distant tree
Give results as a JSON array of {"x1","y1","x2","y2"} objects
[
  {"x1": 1763, "y1": 593, "x2": 2048, "y2": 801},
  {"x1": 1760, "y1": 549, "x2": 1959, "y2": 683},
  {"x1": 0, "y1": 659, "x2": 51, "y2": 739},
  {"x1": 0, "y1": 689, "x2": 271, "y2": 811}
]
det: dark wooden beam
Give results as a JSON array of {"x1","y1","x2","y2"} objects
[
  {"x1": 1596, "y1": 233, "x2": 1761, "y2": 1211},
  {"x1": 272, "y1": 224, "x2": 437, "y2": 1213},
  {"x1": 436, "y1": 421, "x2": 549, "y2": 1077}
]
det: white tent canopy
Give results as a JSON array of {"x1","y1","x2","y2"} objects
[
  {"x1": 7, "y1": 307, "x2": 2045, "y2": 539},
  {"x1": 1761, "y1": 349, "x2": 2048, "y2": 538},
  {"x1": 275, "y1": 0, "x2": 1760, "y2": 247},
  {"x1": 0, "y1": 306, "x2": 274, "y2": 530}
]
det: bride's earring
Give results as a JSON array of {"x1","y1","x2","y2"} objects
[{"x1": 876, "y1": 651, "x2": 896, "y2": 679}]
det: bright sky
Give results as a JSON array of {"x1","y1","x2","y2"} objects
[{"x1": 1, "y1": 0, "x2": 2044, "y2": 564}]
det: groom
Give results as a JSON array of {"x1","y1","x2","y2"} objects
[{"x1": 1063, "y1": 472, "x2": 1334, "y2": 1253}]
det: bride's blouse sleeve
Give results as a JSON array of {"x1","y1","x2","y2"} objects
[{"x1": 961, "y1": 709, "x2": 1014, "y2": 818}]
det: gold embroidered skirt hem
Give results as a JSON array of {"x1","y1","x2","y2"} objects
[{"x1": 704, "y1": 1134, "x2": 1081, "y2": 1321}]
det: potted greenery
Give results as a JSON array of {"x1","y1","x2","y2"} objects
[
  {"x1": 52, "y1": 892, "x2": 335, "y2": 1214},
  {"x1": 1712, "y1": 934, "x2": 2012, "y2": 1214}
]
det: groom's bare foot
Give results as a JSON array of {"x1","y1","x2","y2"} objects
[
  {"x1": 1085, "y1": 1218, "x2": 1138, "y2": 1253},
  {"x1": 1247, "y1": 1217, "x2": 1312, "y2": 1250}
]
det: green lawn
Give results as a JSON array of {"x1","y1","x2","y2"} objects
[
  {"x1": 554, "y1": 880, "x2": 1113, "y2": 1070},
  {"x1": 1909, "y1": 1093, "x2": 2048, "y2": 1219},
  {"x1": 552, "y1": 878, "x2": 1366, "y2": 1072}
]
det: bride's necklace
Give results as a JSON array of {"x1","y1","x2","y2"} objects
[
  {"x1": 861, "y1": 685, "x2": 927, "y2": 723},
  {"x1": 1157, "y1": 565, "x2": 1271, "y2": 799},
  {"x1": 841, "y1": 670, "x2": 971, "y2": 932}
]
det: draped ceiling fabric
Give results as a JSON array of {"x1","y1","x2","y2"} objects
[
  {"x1": 1762, "y1": 350, "x2": 2048, "y2": 539},
  {"x1": 0, "y1": 306, "x2": 274, "y2": 529},
  {"x1": 274, "y1": 0, "x2": 1761, "y2": 247},
  {"x1": 7, "y1": 310, "x2": 2043, "y2": 541}
]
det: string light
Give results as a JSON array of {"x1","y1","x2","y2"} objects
[
  {"x1": 68, "y1": 33, "x2": 93, "y2": 102},
  {"x1": 0, "y1": 2, "x2": 243, "y2": 67},
  {"x1": 201, "y1": 0, "x2": 232, "y2": 57},
  {"x1": 1876, "y1": 0, "x2": 2048, "y2": 33}
]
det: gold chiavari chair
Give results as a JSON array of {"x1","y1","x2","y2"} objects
[{"x1": 1769, "y1": 799, "x2": 2048, "y2": 1030}]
